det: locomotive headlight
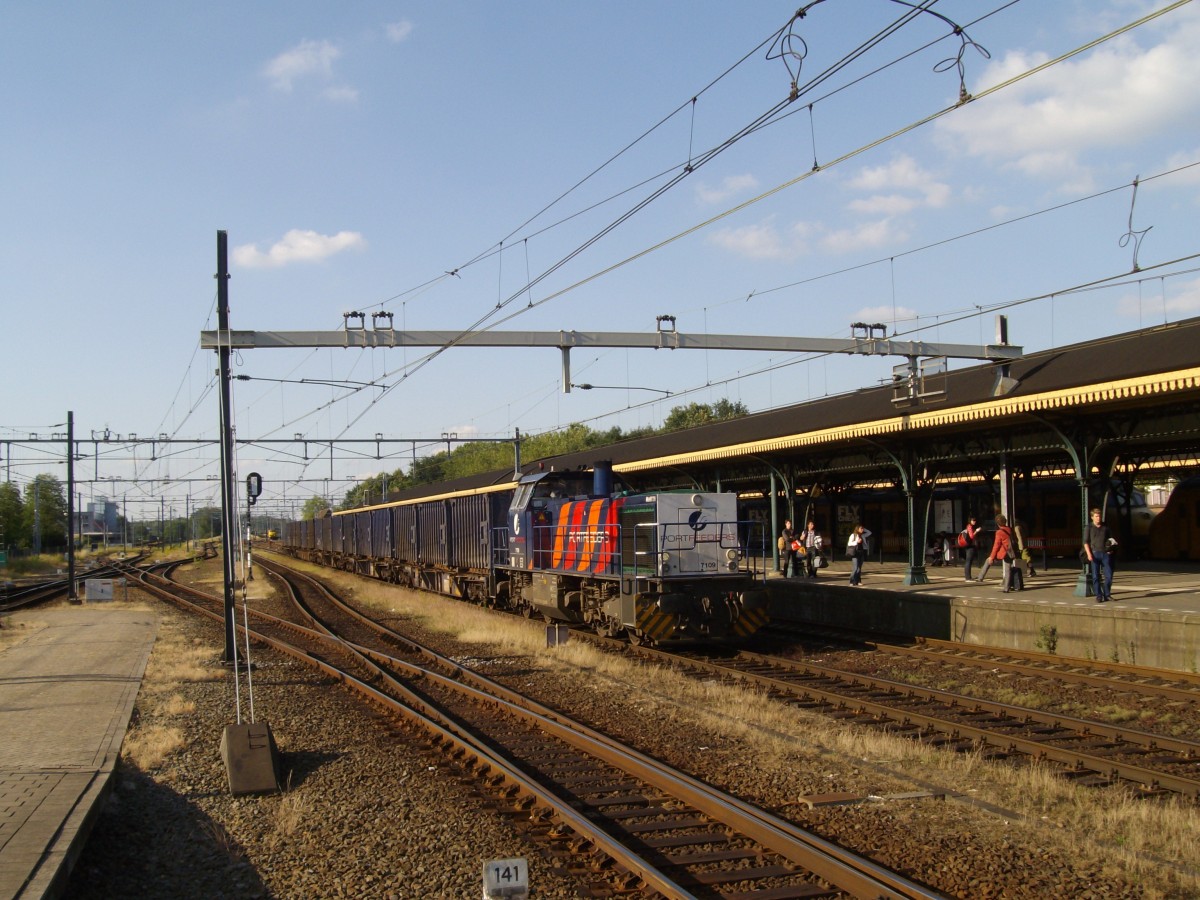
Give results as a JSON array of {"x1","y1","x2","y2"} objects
[
  {"x1": 660, "y1": 551, "x2": 671, "y2": 565},
  {"x1": 725, "y1": 548, "x2": 741, "y2": 561},
  {"x1": 691, "y1": 493, "x2": 704, "y2": 507}
]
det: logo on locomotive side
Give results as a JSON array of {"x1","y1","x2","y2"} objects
[
  {"x1": 566, "y1": 529, "x2": 609, "y2": 545},
  {"x1": 687, "y1": 510, "x2": 707, "y2": 532}
]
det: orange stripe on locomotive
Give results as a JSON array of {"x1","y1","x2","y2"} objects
[{"x1": 547, "y1": 498, "x2": 621, "y2": 575}]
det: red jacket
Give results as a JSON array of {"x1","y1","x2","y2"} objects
[{"x1": 989, "y1": 526, "x2": 1013, "y2": 561}]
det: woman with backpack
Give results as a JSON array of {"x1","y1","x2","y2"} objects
[
  {"x1": 960, "y1": 515, "x2": 980, "y2": 581},
  {"x1": 975, "y1": 514, "x2": 1016, "y2": 591}
]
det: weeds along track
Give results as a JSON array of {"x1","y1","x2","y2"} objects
[
  {"x1": 120, "y1": 557, "x2": 942, "y2": 899},
  {"x1": 599, "y1": 637, "x2": 1200, "y2": 800}
]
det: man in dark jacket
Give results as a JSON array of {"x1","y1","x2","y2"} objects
[{"x1": 1084, "y1": 508, "x2": 1116, "y2": 602}]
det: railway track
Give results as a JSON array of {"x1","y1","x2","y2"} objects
[
  {"x1": 118, "y1": 557, "x2": 944, "y2": 899},
  {"x1": 590, "y1": 637, "x2": 1200, "y2": 799},
  {"x1": 869, "y1": 636, "x2": 1200, "y2": 704},
  {"x1": 0, "y1": 557, "x2": 140, "y2": 614}
]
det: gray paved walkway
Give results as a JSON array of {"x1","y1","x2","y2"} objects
[
  {"x1": 0, "y1": 607, "x2": 158, "y2": 900},
  {"x1": 771, "y1": 558, "x2": 1200, "y2": 614}
]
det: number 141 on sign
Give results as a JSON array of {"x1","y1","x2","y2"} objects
[{"x1": 483, "y1": 858, "x2": 528, "y2": 899}]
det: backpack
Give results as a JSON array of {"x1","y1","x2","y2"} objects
[{"x1": 956, "y1": 529, "x2": 969, "y2": 549}]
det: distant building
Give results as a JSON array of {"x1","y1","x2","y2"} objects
[{"x1": 76, "y1": 498, "x2": 119, "y2": 545}]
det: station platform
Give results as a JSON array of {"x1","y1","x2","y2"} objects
[
  {"x1": 0, "y1": 607, "x2": 158, "y2": 900},
  {"x1": 766, "y1": 558, "x2": 1200, "y2": 673}
]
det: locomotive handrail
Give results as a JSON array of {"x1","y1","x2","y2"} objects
[{"x1": 493, "y1": 518, "x2": 767, "y2": 579}]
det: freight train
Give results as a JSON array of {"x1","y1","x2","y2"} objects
[{"x1": 279, "y1": 462, "x2": 770, "y2": 643}]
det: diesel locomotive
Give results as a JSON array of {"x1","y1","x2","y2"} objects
[{"x1": 280, "y1": 462, "x2": 770, "y2": 643}]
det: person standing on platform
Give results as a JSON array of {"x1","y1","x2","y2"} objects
[
  {"x1": 802, "y1": 520, "x2": 821, "y2": 578},
  {"x1": 975, "y1": 514, "x2": 1015, "y2": 590},
  {"x1": 780, "y1": 519, "x2": 797, "y2": 577},
  {"x1": 846, "y1": 523, "x2": 871, "y2": 586},
  {"x1": 1011, "y1": 518, "x2": 1034, "y2": 588},
  {"x1": 1084, "y1": 508, "x2": 1116, "y2": 602},
  {"x1": 961, "y1": 515, "x2": 980, "y2": 581}
]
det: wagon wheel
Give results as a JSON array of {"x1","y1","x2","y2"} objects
[{"x1": 490, "y1": 581, "x2": 510, "y2": 610}]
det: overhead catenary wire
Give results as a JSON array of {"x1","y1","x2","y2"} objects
[
  {"x1": 285, "y1": 3, "x2": 993, "y2": 437},
  {"x1": 74, "y1": 2, "x2": 1194, "y2": 507},
  {"x1": 221, "y1": 3, "x2": 1007, "y2": 444},
  {"x1": 507, "y1": 252, "x2": 1200, "y2": 435}
]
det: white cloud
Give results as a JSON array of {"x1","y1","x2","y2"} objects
[
  {"x1": 1161, "y1": 148, "x2": 1200, "y2": 187},
  {"x1": 385, "y1": 21, "x2": 414, "y2": 43},
  {"x1": 936, "y1": 11, "x2": 1200, "y2": 188},
  {"x1": 848, "y1": 194, "x2": 919, "y2": 215},
  {"x1": 842, "y1": 155, "x2": 949, "y2": 220},
  {"x1": 711, "y1": 214, "x2": 909, "y2": 259},
  {"x1": 820, "y1": 218, "x2": 908, "y2": 254},
  {"x1": 1116, "y1": 276, "x2": 1200, "y2": 317},
  {"x1": 695, "y1": 173, "x2": 759, "y2": 205},
  {"x1": 708, "y1": 218, "x2": 816, "y2": 260},
  {"x1": 263, "y1": 40, "x2": 341, "y2": 92},
  {"x1": 853, "y1": 305, "x2": 920, "y2": 324},
  {"x1": 320, "y1": 86, "x2": 359, "y2": 104},
  {"x1": 233, "y1": 229, "x2": 366, "y2": 268}
]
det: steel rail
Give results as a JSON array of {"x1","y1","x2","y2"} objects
[
  {"x1": 733, "y1": 649, "x2": 1200, "y2": 759},
  {"x1": 590, "y1": 636, "x2": 1200, "y2": 797},
  {"x1": 1, "y1": 559, "x2": 140, "y2": 613},
  {"x1": 260, "y1": 558, "x2": 943, "y2": 899},
  {"x1": 890, "y1": 637, "x2": 1200, "y2": 699},
  {"x1": 769, "y1": 621, "x2": 1200, "y2": 703},
  {"x1": 125, "y1": 563, "x2": 705, "y2": 898}
]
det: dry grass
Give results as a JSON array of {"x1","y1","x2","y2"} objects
[
  {"x1": 160, "y1": 693, "x2": 196, "y2": 716},
  {"x1": 201, "y1": 819, "x2": 245, "y2": 862},
  {"x1": 273, "y1": 789, "x2": 313, "y2": 839},
  {"x1": 0, "y1": 616, "x2": 46, "y2": 649},
  {"x1": 143, "y1": 632, "x2": 224, "y2": 686},
  {"x1": 258, "y1": 553, "x2": 1200, "y2": 891},
  {"x1": 121, "y1": 724, "x2": 186, "y2": 770}
]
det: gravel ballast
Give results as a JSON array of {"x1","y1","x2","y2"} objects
[{"x1": 14, "y1": 557, "x2": 1193, "y2": 898}]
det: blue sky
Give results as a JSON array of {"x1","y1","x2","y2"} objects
[{"x1": 2, "y1": 1, "x2": 1199, "y2": 521}]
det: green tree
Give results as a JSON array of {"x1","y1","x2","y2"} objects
[
  {"x1": 23, "y1": 474, "x2": 67, "y2": 552},
  {"x1": 0, "y1": 482, "x2": 25, "y2": 551},
  {"x1": 315, "y1": 398, "x2": 748, "y2": 510},
  {"x1": 661, "y1": 399, "x2": 749, "y2": 432},
  {"x1": 191, "y1": 505, "x2": 222, "y2": 539},
  {"x1": 301, "y1": 495, "x2": 333, "y2": 520}
]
